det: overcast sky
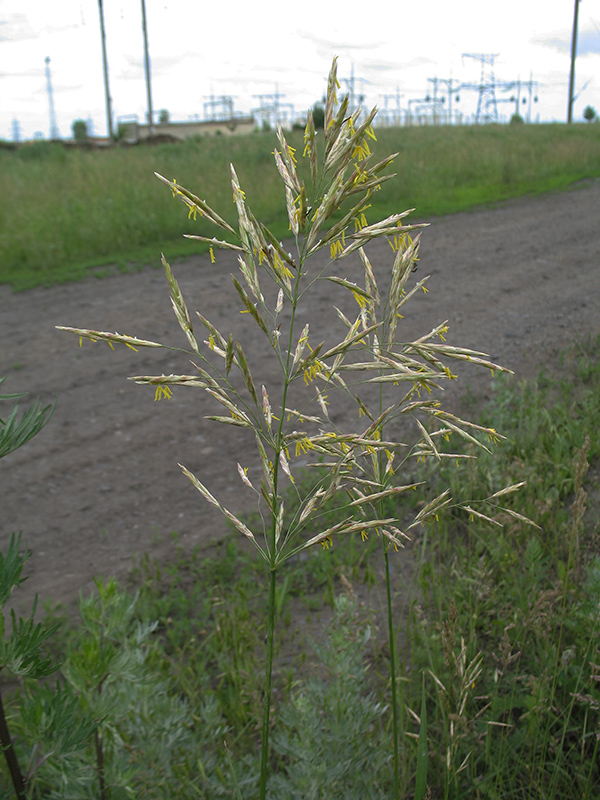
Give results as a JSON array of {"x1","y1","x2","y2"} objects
[{"x1": 1, "y1": 0, "x2": 599, "y2": 140}]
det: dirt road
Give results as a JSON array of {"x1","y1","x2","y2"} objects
[{"x1": 1, "y1": 179, "x2": 598, "y2": 613}]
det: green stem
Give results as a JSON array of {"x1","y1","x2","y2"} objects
[
  {"x1": 95, "y1": 728, "x2": 107, "y2": 800},
  {"x1": 376, "y1": 351, "x2": 400, "y2": 799},
  {"x1": 0, "y1": 684, "x2": 27, "y2": 800},
  {"x1": 384, "y1": 545, "x2": 400, "y2": 800},
  {"x1": 259, "y1": 565, "x2": 277, "y2": 800},
  {"x1": 257, "y1": 255, "x2": 302, "y2": 799}
]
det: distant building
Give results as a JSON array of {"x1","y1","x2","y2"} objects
[{"x1": 121, "y1": 116, "x2": 255, "y2": 143}]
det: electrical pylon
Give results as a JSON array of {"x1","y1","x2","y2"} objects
[
  {"x1": 462, "y1": 53, "x2": 499, "y2": 123},
  {"x1": 340, "y1": 64, "x2": 369, "y2": 120},
  {"x1": 204, "y1": 93, "x2": 235, "y2": 121},
  {"x1": 11, "y1": 119, "x2": 22, "y2": 142},
  {"x1": 252, "y1": 85, "x2": 294, "y2": 129},
  {"x1": 44, "y1": 57, "x2": 60, "y2": 139},
  {"x1": 380, "y1": 87, "x2": 403, "y2": 126}
]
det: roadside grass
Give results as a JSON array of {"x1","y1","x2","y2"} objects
[
  {"x1": 407, "y1": 334, "x2": 600, "y2": 797},
  {"x1": 6, "y1": 334, "x2": 596, "y2": 798},
  {"x1": 1, "y1": 122, "x2": 599, "y2": 290},
  {"x1": 132, "y1": 333, "x2": 600, "y2": 798}
]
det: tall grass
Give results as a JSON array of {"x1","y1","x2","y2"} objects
[
  {"x1": 374, "y1": 122, "x2": 600, "y2": 215},
  {"x1": 1, "y1": 123, "x2": 599, "y2": 289},
  {"x1": 405, "y1": 334, "x2": 600, "y2": 798}
]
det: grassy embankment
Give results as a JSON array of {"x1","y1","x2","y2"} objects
[{"x1": 1, "y1": 122, "x2": 599, "y2": 290}]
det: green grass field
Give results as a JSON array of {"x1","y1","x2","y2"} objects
[{"x1": 1, "y1": 122, "x2": 599, "y2": 290}]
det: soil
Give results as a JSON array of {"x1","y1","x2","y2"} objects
[{"x1": 1, "y1": 180, "x2": 599, "y2": 616}]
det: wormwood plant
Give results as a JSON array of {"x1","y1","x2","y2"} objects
[
  {"x1": 268, "y1": 592, "x2": 387, "y2": 799},
  {"x1": 0, "y1": 381, "x2": 68, "y2": 800},
  {"x1": 59, "y1": 59, "x2": 525, "y2": 798},
  {"x1": 0, "y1": 378, "x2": 53, "y2": 460},
  {"x1": 0, "y1": 535, "x2": 63, "y2": 800}
]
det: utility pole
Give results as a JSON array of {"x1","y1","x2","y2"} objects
[
  {"x1": 141, "y1": 0, "x2": 154, "y2": 133},
  {"x1": 44, "y1": 57, "x2": 60, "y2": 139},
  {"x1": 567, "y1": 0, "x2": 581, "y2": 123},
  {"x1": 97, "y1": 0, "x2": 114, "y2": 139}
]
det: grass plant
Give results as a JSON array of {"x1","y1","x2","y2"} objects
[
  {"x1": 404, "y1": 336, "x2": 600, "y2": 798},
  {"x1": 1, "y1": 119, "x2": 598, "y2": 289},
  {"x1": 57, "y1": 58, "x2": 534, "y2": 798}
]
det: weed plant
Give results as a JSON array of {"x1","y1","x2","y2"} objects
[
  {"x1": 267, "y1": 592, "x2": 389, "y2": 799},
  {"x1": 58, "y1": 58, "x2": 530, "y2": 798},
  {"x1": 1, "y1": 120, "x2": 599, "y2": 289}
]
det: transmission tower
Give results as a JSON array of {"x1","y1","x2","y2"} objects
[
  {"x1": 380, "y1": 87, "x2": 403, "y2": 126},
  {"x1": 407, "y1": 96, "x2": 445, "y2": 126},
  {"x1": 11, "y1": 119, "x2": 22, "y2": 142},
  {"x1": 340, "y1": 64, "x2": 368, "y2": 118},
  {"x1": 44, "y1": 57, "x2": 60, "y2": 139},
  {"x1": 252, "y1": 85, "x2": 294, "y2": 129},
  {"x1": 204, "y1": 93, "x2": 235, "y2": 121},
  {"x1": 495, "y1": 76, "x2": 540, "y2": 122},
  {"x1": 428, "y1": 76, "x2": 462, "y2": 124},
  {"x1": 462, "y1": 53, "x2": 499, "y2": 123}
]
